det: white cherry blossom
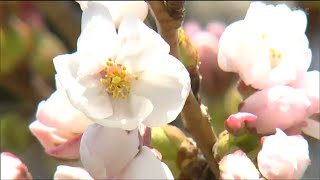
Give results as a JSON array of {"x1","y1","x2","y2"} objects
[
  {"x1": 218, "y1": 2, "x2": 311, "y2": 89},
  {"x1": 53, "y1": 2, "x2": 191, "y2": 130}
]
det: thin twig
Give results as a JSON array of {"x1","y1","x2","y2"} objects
[{"x1": 147, "y1": 1, "x2": 220, "y2": 178}]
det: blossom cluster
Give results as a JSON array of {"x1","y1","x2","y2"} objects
[
  {"x1": 216, "y1": 2, "x2": 319, "y2": 179},
  {"x1": 28, "y1": 1, "x2": 190, "y2": 179}
]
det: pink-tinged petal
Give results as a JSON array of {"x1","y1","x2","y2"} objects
[
  {"x1": 118, "y1": 146, "x2": 174, "y2": 179},
  {"x1": 80, "y1": 124, "x2": 140, "y2": 179},
  {"x1": 132, "y1": 55, "x2": 191, "y2": 127},
  {"x1": 240, "y1": 85, "x2": 311, "y2": 135},
  {"x1": 36, "y1": 90, "x2": 93, "y2": 134},
  {"x1": 224, "y1": 112, "x2": 257, "y2": 135},
  {"x1": 258, "y1": 129, "x2": 310, "y2": 179},
  {"x1": 1, "y1": 152, "x2": 32, "y2": 180},
  {"x1": 219, "y1": 150, "x2": 260, "y2": 180},
  {"x1": 46, "y1": 134, "x2": 82, "y2": 160},
  {"x1": 54, "y1": 165, "x2": 93, "y2": 180}
]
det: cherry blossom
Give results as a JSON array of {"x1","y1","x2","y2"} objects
[
  {"x1": 218, "y1": 2, "x2": 311, "y2": 89},
  {"x1": 257, "y1": 129, "x2": 310, "y2": 179},
  {"x1": 53, "y1": 2, "x2": 190, "y2": 130}
]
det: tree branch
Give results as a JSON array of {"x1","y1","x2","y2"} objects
[{"x1": 147, "y1": 1, "x2": 219, "y2": 178}]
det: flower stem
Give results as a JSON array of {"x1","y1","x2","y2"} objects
[{"x1": 147, "y1": 1, "x2": 219, "y2": 178}]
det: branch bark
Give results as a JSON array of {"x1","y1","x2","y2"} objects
[{"x1": 147, "y1": 1, "x2": 219, "y2": 178}]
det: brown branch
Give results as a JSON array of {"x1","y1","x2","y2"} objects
[{"x1": 147, "y1": 1, "x2": 219, "y2": 178}]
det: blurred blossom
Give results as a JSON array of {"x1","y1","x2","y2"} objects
[
  {"x1": 258, "y1": 129, "x2": 310, "y2": 179},
  {"x1": 184, "y1": 21, "x2": 233, "y2": 96},
  {"x1": 224, "y1": 112, "x2": 257, "y2": 135},
  {"x1": 240, "y1": 85, "x2": 311, "y2": 135},
  {"x1": 54, "y1": 165, "x2": 93, "y2": 180},
  {"x1": 29, "y1": 77, "x2": 93, "y2": 159},
  {"x1": 76, "y1": 1, "x2": 148, "y2": 28},
  {"x1": 80, "y1": 124, "x2": 173, "y2": 179},
  {"x1": 54, "y1": 2, "x2": 190, "y2": 130},
  {"x1": 1, "y1": 152, "x2": 32, "y2": 180},
  {"x1": 218, "y1": 1, "x2": 311, "y2": 89},
  {"x1": 219, "y1": 150, "x2": 260, "y2": 180}
]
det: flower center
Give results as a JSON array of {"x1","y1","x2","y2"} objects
[
  {"x1": 101, "y1": 58, "x2": 138, "y2": 99},
  {"x1": 269, "y1": 48, "x2": 282, "y2": 69},
  {"x1": 261, "y1": 33, "x2": 283, "y2": 69}
]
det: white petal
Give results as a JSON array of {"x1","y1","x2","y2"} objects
[
  {"x1": 53, "y1": 54, "x2": 113, "y2": 120},
  {"x1": 132, "y1": 55, "x2": 190, "y2": 127},
  {"x1": 218, "y1": 20, "x2": 270, "y2": 87},
  {"x1": 94, "y1": 95, "x2": 153, "y2": 130},
  {"x1": 80, "y1": 124, "x2": 140, "y2": 178},
  {"x1": 98, "y1": 1, "x2": 148, "y2": 28},
  {"x1": 78, "y1": 1, "x2": 118, "y2": 59},
  {"x1": 54, "y1": 165, "x2": 93, "y2": 180},
  {"x1": 118, "y1": 146, "x2": 174, "y2": 179},
  {"x1": 116, "y1": 16, "x2": 170, "y2": 72}
]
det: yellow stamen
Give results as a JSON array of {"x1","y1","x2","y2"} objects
[
  {"x1": 101, "y1": 58, "x2": 138, "y2": 99},
  {"x1": 269, "y1": 48, "x2": 283, "y2": 69}
]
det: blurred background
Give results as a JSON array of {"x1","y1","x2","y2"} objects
[{"x1": 0, "y1": 1, "x2": 319, "y2": 179}]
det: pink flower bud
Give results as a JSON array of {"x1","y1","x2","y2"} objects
[
  {"x1": 225, "y1": 112, "x2": 257, "y2": 135},
  {"x1": 240, "y1": 85, "x2": 311, "y2": 135},
  {"x1": 29, "y1": 87, "x2": 92, "y2": 159},
  {"x1": 258, "y1": 129, "x2": 310, "y2": 179},
  {"x1": 54, "y1": 165, "x2": 93, "y2": 180},
  {"x1": 219, "y1": 150, "x2": 260, "y2": 180},
  {"x1": 80, "y1": 124, "x2": 140, "y2": 179},
  {"x1": 29, "y1": 120, "x2": 82, "y2": 159},
  {"x1": 1, "y1": 152, "x2": 32, "y2": 180}
]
